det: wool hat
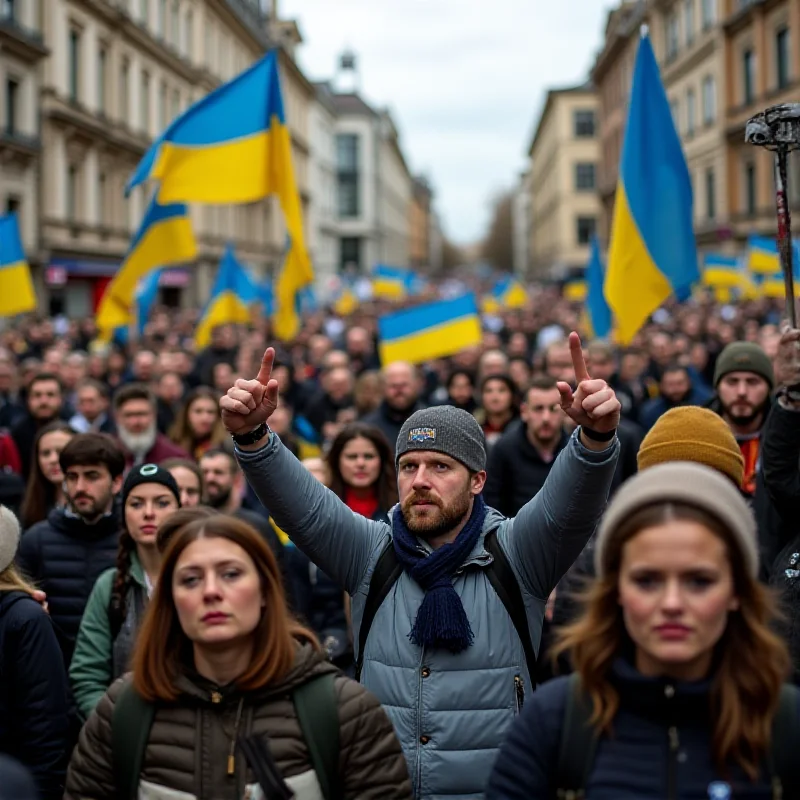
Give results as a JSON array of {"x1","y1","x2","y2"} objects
[
  {"x1": 396, "y1": 406, "x2": 487, "y2": 473},
  {"x1": 594, "y1": 461, "x2": 758, "y2": 579},
  {"x1": 122, "y1": 463, "x2": 181, "y2": 508},
  {"x1": 637, "y1": 406, "x2": 745, "y2": 488},
  {"x1": 0, "y1": 506, "x2": 20, "y2": 573},
  {"x1": 713, "y1": 341, "x2": 774, "y2": 390}
]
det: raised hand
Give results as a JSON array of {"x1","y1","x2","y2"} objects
[
  {"x1": 220, "y1": 347, "x2": 280, "y2": 436},
  {"x1": 775, "y1": 323, "x2": 800, "y2": 389},
  {"x1": 556, "y1": 332, "x2": 621, "y2": 435}
]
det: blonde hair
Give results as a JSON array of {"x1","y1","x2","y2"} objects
[{"x1": 0, "y1": 563, "x2": 36, "y2": 595}]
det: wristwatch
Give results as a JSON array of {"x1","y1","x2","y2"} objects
[
  {"x1": 231, "y1": 422, "x2": 270, "y2": 446},
  {"x1": 581, "y1": 426, "x2": 617, "y2": 442}
]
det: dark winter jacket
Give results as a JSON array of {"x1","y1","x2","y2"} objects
[
  {"x1": 362, "y1": 400, "x2": 426, "y2": 454},
  {"x1": 16, "y1": 507, "x2": 120, "y2": 665},
  {"x1": 65, "y1": 640, "x2": 413, "y2": 799},
  {"x1": 0, "y1": 591, "x2": 71, "y2": 800},
  {"x1": 0, "y1": 755, "x2": 39, "y2": 800},
  {"x1": 487, "y1": 657, "x2": 800, "y2": 799}
]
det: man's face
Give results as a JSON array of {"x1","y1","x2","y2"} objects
[
  {"x1": 324, "y1": 368, "x2": 353, "y2": 403},
  {"x1": 384, "y1": 366, "x2": 419, "y2": 412},
  {"x1": 64, "y1": 463, "x2": 121, "y2": 521},
  {"x1": 521, "y1": 387, "x2": 562, "y2": 446},
  {"x1": 117, "y1": 399, "x2": 155, "y2": 435},
  {"x1": 158, "y1": 374, "x2": 184, "y2": 404},
  {"x1": 479, "y1": 352, "x2": 508, "y2": 378},
  {"x1": 0, "y1": 363, "x2": 14, "y2": 393},
  {"x1": 546, "y1": 346, "x2": 574, "y2": 384},
  {"x1": 661, "y1": 370, "x2": 691, "y2": 404},
  {"x1": 346, "y1": 328, "x2": 370, "y2": 356},
  {"x1": 397, "y1": 451, "x2": 481, "y2": 540},
  {"x1": 201, "y1": 454, "x2": 236, "y2": 506},
  {"x1": 28, "y1": 379, "x2": 62, "y2": 422},
  {"x1": 133, "y1": 353, "x2": 156, "y2": 381},
  {"x1": 717, "y1": 371, "x2": 770, "y2": 427},
  {"x1": 587, "y1": 354, "x2": 615, "y2": 382},
  {"x1": 77, "y1": 387, "x2": 106, "y2": 422}
]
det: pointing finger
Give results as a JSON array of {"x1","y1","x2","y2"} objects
[
  {"x1": 569, "y1": 331, "x2": 591, "y2": 384},
  {"x1": 255, "y1": 347, "x2": 275, "y2": 386},
  {"x1": 556, "y1": 381, "x2": 574, "y2": 410}
]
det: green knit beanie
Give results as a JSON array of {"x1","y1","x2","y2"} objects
[{"x1": 713, "y1": 342, "x2": 774, "y2": 390}]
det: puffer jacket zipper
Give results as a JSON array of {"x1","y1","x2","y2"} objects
[
  {"x1": 514, "y1": 675, "x2": 525, "y2": 713},
  {"x1": 665, "y1": 683, "x2": 678, "y2": 800}
]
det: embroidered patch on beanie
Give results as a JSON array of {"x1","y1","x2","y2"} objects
[{"x1": 408, "y1": 427, "x2": 436, "y2": 443}]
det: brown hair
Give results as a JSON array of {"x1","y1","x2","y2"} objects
[
  {"x1": 133, "y1": 514, "x2": 318, "y2": 701},
  {"x1": 156, "y1": 505, "x2": 217, "y2": 553},
  {"x1": 59, "y1": 432, "x2": 126, "y2": 479},
  {"x1": 553, "y1": 502, "x2": 789, "y2": 781},
  {"x1": 168, "y1": 387, "x2": 227, "y2": 455},
  {"x1": 113, "y1": 383, "x2": 156, "y2": 411}
]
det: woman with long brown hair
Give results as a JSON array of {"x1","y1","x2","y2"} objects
[
  {"x1": 19, "y1": 421, "x2": 75, "y2": 528},
  {"x1": 65, "y1": 514, "x2": 412, "y2": 799},
  {"x1": 488, "y1": 462, "x2": 800, "y2": 799},
  {"x1": 168, "y1": 386, "x2": 228, "y2": 460}
]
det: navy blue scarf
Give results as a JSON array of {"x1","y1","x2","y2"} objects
[{"x1": 392, "y1": 494, "x2": 487, "y2": 653}]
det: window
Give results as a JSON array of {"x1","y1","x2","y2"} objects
[
  {"x1": 172, "y1": 88, "x2": 180, "y2": 118},
  {"x1": 684, "y1": 0, "x2": 695, "y2": 45},
  {"x1": 66, "y1": 165, "x2": 78, "y2": 222},
  {"x1": 776, "y1": 28, "x2": 790, "y2": 90},
  {"x1": 184, "y1": 10, "x2": 193, "y2": 57},
  {"x1": 573, "y1": 109, "x2": 595, "y2": 138},
  {"x1": 98, "y1": 48, "x2": 107, "y2": 113},
  {"x1": 140, "y1": 70, "x2": 150, "y2": 133},
  {"x1": 745, "y1": 162, "x2": 757, "y2": 215},
  {"x1": 702, "y1": 75, "x2": 715, "y2": 124},
  {"x1": 666, "y1": 12, "x2": 679, "y2": 60},
  {"x1": 1, "y1": 0, "x2": 16, "y2": 21},
  {"x1": 701, "y1": 0, "x2": 715, "y2": 29},
  {"x1": 5, "y1": 195, "x2": 20, "y2": 216},
  {"x1": 670, "y1": 97, "x2": 681, "y2": 131},
  {"x1": 5, "y1": 78, "x2": 18, "y2": 134},
  {"x1": 576, "y1": 217, "x2": 597, "y2": 245},
  {"x1": 171, "y1": 1, "x2": 179, "y2": 47},
  {"x1": 575, "y1": 163, "x2": 596, "y2": 191},
  {"x1": 68, "y1": 29, "x2": 81, "y2": 102},
  {"x1": 158, "y1": 0, "x2": 166, "y2": 36},
  {"x1": 98, "y1": 172, "x2": 107, "y2": 225},
  {"x1": 120, "y1": 57, "x2": 130, "y2": 121},
  {"x1": 140, "y1": 0, "x2": 148, "y2": 22},
  {"x1": 705, "y1": 168, "x2": 716, "y2": 220},
  {"x1": 340, "y1": 237, "x2": 362, "y2": 272},
  {"x1": 686, "y1": 88, "x2": 696, "y2": 136},
  {"x1": 336, "y1": 133, "x2": 359, "y2": 171},
  {"x1": 336, "y1": 133, "x2": 360, "y2": 218},
  {"x1": 742, "y1": 48, "x2": 755, "y2": 105},
  {"x1": 338, "y1": 177, "x2": 359, "y2": 218},
  {"x1": 159, "y1": 80, "x2": 167, "y2": 129}
]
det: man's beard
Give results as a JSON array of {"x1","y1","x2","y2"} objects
[
  {"x1": 207, "y1": 484, "x2": 232, "y2": 509},
  {"x1": 722, "y1": 398, "x2": 768, "y2": 428},
  {"x1": 401, "y1": 487, "x2": 472, "y2": 541},
  {"x1": 69, "y1": 493, "x2": 110, "y2": 522},
  {"x1": 119, "y1": 424, "x2": 157, "y2": 457}
]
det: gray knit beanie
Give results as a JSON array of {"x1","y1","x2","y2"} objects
[
  {"x1": 0, "y1": 505, "x2": 21, "y2": 573},
  {"x1": 396, "y1": 406, "x2": 487, "y2": 473},
  {"x1": 594, "y1": 461, "x2": 758, "y2": 578},
  {"x1": 713, "y1": 341, "x2": 774, "y2": 390}
]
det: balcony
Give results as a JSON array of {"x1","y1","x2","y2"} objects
[
  {"x1": 219, "y1": 0, "x2": 270, "y2": 48},
  {"x1": 0, "y1": 129, "x2": 41, "y2": 166},
  {"x1": 0, "y1": 11, "x2": 48, "y2": 62},
  {"x1": 723, "y1": 0, "x2": 765, "y2": 33}
]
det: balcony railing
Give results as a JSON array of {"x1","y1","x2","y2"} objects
[
  {"x1": 221, "y1": 0, "x2": 270, "y2": 47},
  {"x1": 0, "y1": 129, "x2": 41, "y2": 153},
  {"x1": 0, "y1": 11, "x2": 45, "y2": 50}
]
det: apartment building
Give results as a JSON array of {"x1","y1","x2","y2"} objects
[{"x1": 526, "y1": 84, "x2": 601, "y2": 278}]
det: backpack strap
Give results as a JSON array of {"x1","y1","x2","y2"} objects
[
  {"x1": 292, "y1": 672, "x2": 342, "y2": 800},
  {"x1": 483, "y1": 529, "x2": 538, "y2": 684},
  {"x1": 767, "y1": 683, "x2": 799, "y2": 799},
  {"x1": 555, "y1": 673, "x2": 598, "y2": 799},
  {"x1": 354, "y1": 540, "x2": 402, "y2": 682},
  {"x1": 112, "y1": 682, "x2": 156, "y2": 800}
]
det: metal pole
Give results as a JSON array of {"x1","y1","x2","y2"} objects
[{"x1": 774, "y1": 145, "x2": 797, "y2": 328}]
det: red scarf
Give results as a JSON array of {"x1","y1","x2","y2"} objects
[
  {"x1": 739, "y1": 437, "x2": 760, "y2": 497},
  {"x1": 344, "y1": 487, "x2": 379, "y2": 520}
]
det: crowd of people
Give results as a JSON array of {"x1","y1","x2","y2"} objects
[{"x1": 1, "y1": 283, "x2": 800, "y2": 799}]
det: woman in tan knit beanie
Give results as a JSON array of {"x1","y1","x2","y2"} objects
[{"x1": 489, "y1": 462, "x2": 798, "y2": 799}]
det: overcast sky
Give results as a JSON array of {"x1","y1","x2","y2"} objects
[{"x1": 279, "y1": 0, "x2": 616, "y2": 245}]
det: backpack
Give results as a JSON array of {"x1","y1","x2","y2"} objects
[
  {"x1": 111, "y1": 672, "x2": 342, "y2": 800},
  {"x1": 554, "y1": 673, "x2": 800, "y2": 800},
  {"x1": 354, "y1": 528, "x2": 537, "y2": 684}
]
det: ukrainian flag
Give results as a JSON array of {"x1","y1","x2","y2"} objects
[
  {"x1": 586, "y1": 237, "x2": 612, "y2": 338},
  {"x1": 0, "y1": 213, "x2": 36, "y2": 316},
  {"x1": 702, "y1": 254, "x2": 757, "y2": 302},
  {"x1": 371, "y1": 265, "x2": 415, "y2": 300},
  {"x1": 492, "y1": 276, "x2": 528, "y2": 309},
  {"x1": 605, "y1": 31, "x2": 698, "y2": 344},
  {"x1": 564, "y1": 281, "x2": 588, "y2": 302},
  {"x1": 378, "y1": 293, "x2": 482, "y2": 365},
  {"x1": 747, "y1": 235, "x2": 780, "y2": 274},
  {"x1": 195, "y1": 244, "x2": 260, "y2": 348},
  {"x1": 96, "y1": 195, "x2": 197, "y2": 333},
  {"x1": 333, "y1": 284, "x2": 358, "y2": 316},
  {"x1": 135, "y1": 268, "x2": 163, "y2": 335}
]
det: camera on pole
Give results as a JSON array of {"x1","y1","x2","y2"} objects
[{"x1": 745, "y1": 103, "x2": 800, "y2": 327}]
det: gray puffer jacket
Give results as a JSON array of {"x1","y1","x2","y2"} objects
[{"x1": 236, "y1": 428, "x2": 619, "y2": 799}]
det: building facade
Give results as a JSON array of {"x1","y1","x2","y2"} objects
[
  {"x1": 526, "y1": 84, "x2": 600, "y2": 278},
  {"x1": 331, "y1": 91, "x2": 412, "y2": 274},
  {"x1": 409, "y1": 175, "x2": 433, "y2": 269},
  {"x1": 0, "y1": 0, "x2": 48, "y2": 297},
  {"x1": 512, "y1": 168, "x2": 531, "y2": 277}
]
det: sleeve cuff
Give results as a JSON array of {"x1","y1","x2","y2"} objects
[
  {"x1": 571, "y1": 427, "x2": 618, "y2": 462},
  {"x1": 233, "y1": 431, "x2": 275, "y2": 462}
]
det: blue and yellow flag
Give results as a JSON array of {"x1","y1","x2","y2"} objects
[
  {"x1": 0, "y1": 213, "x2": 36, "y2": 316},
  {"x1": 586, "y1": 237, "x2": 612, "y2": 338},
  {"x1": 195, "y1": 244, "x2": 260, "y2": 349},
  {"x1": 96, "y1": 195, "x2": 197, "y2": 332},
  {"x1": 605, "y1": 32, "x2": 698, "y2": 344},
  {"x1": 371, "y1": 265, "x2": 416, "y2": 300},
  {"x1": 564, "y1": 281, "x2": 588, "y2": 302},
  {"x1": 135, "y1": 268, "x2": 163, "y2": 336},
  {"x1": 492, "y1": 275, "x2": 528, "y2": 309},
  {"x1": 702, "y1": 254, "x2": 756, "y2": 302},
  {"x1": 333, "y1": 284, "x2": 358, "y2": 316},
  {"x1": 747, "y1": 235, "x2": 780, "y2": 274},
  {"x1": 378, "y1": 293, "x2": 482, "y2": 365}
]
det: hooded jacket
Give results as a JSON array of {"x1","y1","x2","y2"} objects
[
  {"x1": 16, "y1": 506, "x2": 120, "y2": 665},
  {"x1": 65, "y1": 641, "x2": 413, "y2": 799},
  {"x1": 0, "y1": 591, "x2": 71, "y2": 800},
  {"x1": 236, "y1": 428, "x2": 618, "y2": 799}
]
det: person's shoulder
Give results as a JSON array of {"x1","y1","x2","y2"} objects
[
  {"x1": 0, "y1": 591, "x2": 45, "y2": 626},
  {"x1": 529, "y1": 674, "x2": 572, "y2": 718}
]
